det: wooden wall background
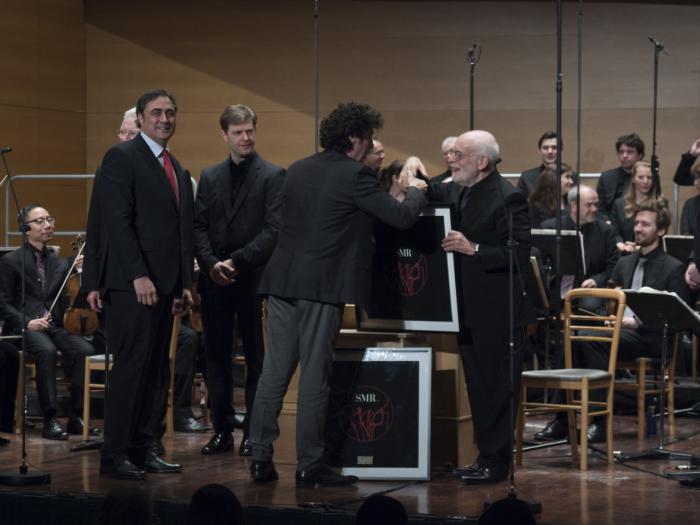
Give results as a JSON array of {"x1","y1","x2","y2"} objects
[{"x1": 0, "y1": 0, "x2": 699, "y2": 253}]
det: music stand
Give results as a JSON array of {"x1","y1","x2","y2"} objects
[
  {"x1": 616, "y1": 288, "x2": 700, "y2": 468},
  {"x1": 662, "y1": 235, "x2": 693, "y2": 263},
  {"x1": 532, "y1": 229, "x2": 586, "y2": 280}
]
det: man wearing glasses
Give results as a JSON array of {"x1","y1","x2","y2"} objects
[{"x1": 0, "y1": 204, "x2": 96, "y2": 440}]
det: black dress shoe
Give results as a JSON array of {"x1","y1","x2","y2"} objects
[
  {"x1": 586, "y1": 421, "x2": 606, "y2": 443},
  {"x1": 251, "y1": 460, "x2": 278, "y2": 483},
  {"x1": 453, "y1": 462, "x2": 480, "y2": 477},
  {"x1": 141, "y1": 451, "x2": 183, "y2": 473},
  {"x1": 42, "y1": 417, "x2": 68, "y2": 440},
  {"x1": 461, "y1": 465, "x2": 507, "y2": 485},
  {"x1": 66, "y1": 417, "x2": 101, "y2": 436},
  {"x1": 100, "y1": 454, "x2": 145, "y2": 480},
  {"x1": 201, "y1": 432, "x2": 233, "y2": 455},
  {"x1": 174, "y1": 416, "x2": 212, "y2": 433},
  {"x1": 534, "y1": 419, "x2": 568, "y2": 441},
  {"x1": 296, "y1": 464, "x2": 358, "y2": 487},
  {"x1": 239, "y1": 435, "x2": 252, "y2": 456}
]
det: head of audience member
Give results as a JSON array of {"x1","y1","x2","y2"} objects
[
  {"x1": 356, "y1": 494, "x2": 408, "y2": 525},
  {"x1": 18, "y1": 204, "x2": 54, "y2": 250},
  {"x1": 441, "y1": 136, "x2": 459, "y2": 172},
  {"x1": 634, "y1": 200, "x2": 670, "y2": 254},
  {"x1": 118, "y1": 107, "x2": 139, "y2": 143},
  {"x1": 219, "y1": 104, "x2": 257, "y2": 164},
  {"x1": 364, "y1": 140, "x2": 386, "y2": 172},
  {"x1": 529, "y1": 163, "x2": 574, "y2": 215},
  {"x1": 568, "y1": 185, "x2": 598, "y2": 225},
  {"x1": 320, "y1": 101, "x2": 384, "y2": 162},
  {"x1": 135, "y1": 89, "x2": 177, "y2": 147},
  {"x1": 99, "y1": 487, "x2": 153, "y2": 525},
  {"x1": 537, "y1": 131, "x2": 558, "y2": 168},
  {"x1": 477, "y1": 497, "x2": 536, "y2": 525},
  {"x1": 615, "y1": 133, "x2": 645, "y2": 172},
  {"x1": 451, "y1": 130, "x2": 500, "y2": 187},
  {"x1": 187, "y1": 483, "x2": 244, "y2": 525}
]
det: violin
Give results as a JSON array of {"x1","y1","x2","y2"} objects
[{"x1": 52, "y1": 235, "x2": 99, "y2": 336}]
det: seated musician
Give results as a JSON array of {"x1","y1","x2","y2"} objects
[
  {"x1": 0, "y1": 204, "x2": 97, "y2": 440},
  {"x1": 536, "y1": 200, "x2": 692, "y2": 443},
  {"x1": 541, "y1": 185, "x2": 619, "y2": 314}
]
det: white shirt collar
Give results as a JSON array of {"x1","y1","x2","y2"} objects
[{"x1": 139, "y1": 131, "x2": 168, "y2": 159}]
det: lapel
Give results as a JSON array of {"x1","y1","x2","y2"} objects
[
  {"x1": 625, "y1": 252, "x2": 641, "y2": 288},
  {"x1": 229, "y1": 154, "x2": 259, "y2": 223},
  {"x1": 215, "y1": 159, "x2": 234, "y2": 223},
  {"x1": 134, "y1": 135, "x2": 180, "y2": 210}
]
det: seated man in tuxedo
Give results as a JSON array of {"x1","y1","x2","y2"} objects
[
  {"x1": 537, "y1": 200, "x2": 691, "y2": 442},
  {"x1": 0, "y1": 205, "x2": 97, "y2": 440},
  {"x1": 541, "y1": 185, "x2": 619, "y2": 313}
]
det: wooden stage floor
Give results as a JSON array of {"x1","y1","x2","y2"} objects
[{"x1": 1, "y1": 414, "x2": 699, "y2": 525}]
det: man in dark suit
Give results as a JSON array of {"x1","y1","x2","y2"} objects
[
  {"x1": 248, "y1": 102, "x2": 427, "y2": 487},
  {"x1": 517, "y1": 131, "x2": 558, "y2": 198},
  {"x1": 596, "y1": 133, "x2": 645, "y2": 218},
  {"x1": 194, "y1": 104, "x2": 284, "y2": 457},
  {"x1": 541, "y1": 185, "x2": 619, "y2": 308},
  {"x1": 0, "y1": 205, "x2": 96, "y2": 439},
  {"x1": 86, "y1": 89, "x2": 194, "y2": 480},
  {"x1": 429, "y1": 130, "x2": 535, "y2": 484},
  {"x1": 538, "y1": 200, "x2": 691, "y2": 440}
]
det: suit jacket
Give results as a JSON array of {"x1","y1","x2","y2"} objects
[
  {"x1": 611, "y1": 245, "x2": 692, "y2": 329},
  {"x1": 541, "y1": 215, "x2": 618, "y2": 287},
  {"x1": 596, "y1": 167, "x2": 631, "y2": 218},
  {"x1": 673, "y1": 152, "x2": 698, "y2": 186},
  {"x1": 0, "y1": 245, "x2": 70, "y2": 334},
  {"x1": 428, "y1": 172, "x2": 535, "y2": 328},
  {"x1": 517, "y1": 165, "x2": 544, "y2": 198},
  {"x1": 81, "y1": 166, "x2": 102, "y2": 293},
  {"x1": 258, "y1": 149, "x2": 426, "y2": 307},
  {"x1": 85, "y1": 134, "x2": 194, "y2": 296},
  {"x1": 194, "y1": 153, "x2": 284, "y2": 288}
]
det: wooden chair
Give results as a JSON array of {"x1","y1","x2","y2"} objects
[
  {"x1": 515, "y1": 287, "x2": 626, "y2": 470},
  {"x1": 615, "y1": 335, "x2": 679, "y2": 440},
  {"x1": 81, "y1": 352, "x2": 112, "y2": 441},
  {"x1": 164, "y1": 314, "x2": 182, "y2": 437}
]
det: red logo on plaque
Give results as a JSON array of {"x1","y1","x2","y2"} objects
[
  {"x1": 344, "y1": 385, "x2": 394, "y2": 442},
  {"x1": 395, "y1": 248, "x2": 427, "y2": 297}
]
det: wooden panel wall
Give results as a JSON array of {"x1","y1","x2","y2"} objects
[
  {"x1": 0, "y1": 0, "x2": 86, "y2": 253},
  {"x1": 84, "y1": 1, "x2": 700, "y2": 218}
]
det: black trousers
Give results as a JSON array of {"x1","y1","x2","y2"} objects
[
  {"x1": 200, "y1": 277, "x2": 264, "y2": 434},
  {"x1": 23, "y1": 326, "x2": 96, "y2": 419},
  {"x1": 101, "y1": 290, "x2": 174, "y2": 462},
  {"x1": 0, "y1": 341, "x2": 19, "y2": 432},
  {"x1": 459, "y1": 324, "x2": 525, "y2": 472}
]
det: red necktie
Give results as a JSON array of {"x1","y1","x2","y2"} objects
[{"x1": 161, "y1": 150, "x2": 179, "y2": 205}]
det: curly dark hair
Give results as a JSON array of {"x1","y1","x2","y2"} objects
[{"x1": 319, "y1": 102, "x2": 383, "y2": 153}]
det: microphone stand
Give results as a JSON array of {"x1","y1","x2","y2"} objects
[
  {"x1": 648, "y1": 36, "x2": 665, "y2": 199},
  {"x1": 466, "y1": 44, "x2": 481, "y2": 131},
  {"x1": 0, "y1": 149, "x2": 51, "y2": 486}
]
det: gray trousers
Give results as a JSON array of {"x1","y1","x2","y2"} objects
[{"x1": 249, "y1": 295, "x2": 343, "y2": 471}]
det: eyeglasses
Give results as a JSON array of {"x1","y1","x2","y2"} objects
[
  {"x1": 446, "y1": 149, "x2": 462, "y2": 160},
  {"x1": 26, "y1": 216, "x2": 55, "y2": 226}
]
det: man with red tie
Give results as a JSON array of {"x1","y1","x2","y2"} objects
[{"x1": 85, "y1": 89, "x2": 194, "y2": 480}]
